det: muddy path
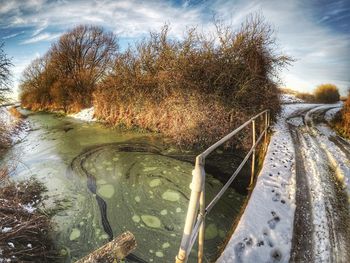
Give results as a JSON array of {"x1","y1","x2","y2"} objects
[{"x1": 289, "y1": 105, "x2": 350, "y2": 262}]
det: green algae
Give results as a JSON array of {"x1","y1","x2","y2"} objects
[
  {"x1": 155, "y1": 251, "x2": 164, "y2": 257},
  {"x1": 97, "y1": 184, "x2": 115, "y2": 198},
  {"x1": 161, "y1": 190, "x2": 180, "y2": 202},
  {"x1": 141, "y1": 215, "x2": 161, "y2": 228},
  {"x1": 132, "y1": 215, "x2": 141, "y2": 223},
  {"x1": 69, "y1": 228, "x2": 81, "y2": 241},
  {"x1": 205, "y1": 223, "x2": 218, "y2": 240},
  {"x1": 162, "y1": 242, "x2": 170, "y2": 249},
  {"x1": 149, "y1": 178, "x2": 161, "y2": 188}
]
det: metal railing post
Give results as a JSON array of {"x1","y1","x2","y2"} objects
[
  {"x1": 250, "y1": 120, "x2": 256, "y2": 187},
  {"x1": 264, "y1": 111, "x2": 268, "y2": 149},
  {"x1": 198, "y1": 188, "x2": 206, "y2": 263},
  {"x1": 175, "y1": 109, "x2": 270, "y2": 262},
  {"x1": 176, "y1": 156, "x2": 205, "y2": 263}
]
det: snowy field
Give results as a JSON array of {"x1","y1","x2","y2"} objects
[{"x1": 280, "y1": 93, "x2": 304, "y2": 104}]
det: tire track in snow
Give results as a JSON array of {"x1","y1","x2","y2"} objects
[{"x1": 289, "y1": 105, "x2": 350, "y2": 262}]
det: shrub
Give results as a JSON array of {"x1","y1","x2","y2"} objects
[
  {"x1": 314, "y1": 84, "x2": 340, "y2": 103},
  {"x1": 335, "y1": 91, "x2": 350, "y2": 137},
  {"x1": 94, "y1": 14, "x2": 291, "y2": 148}
]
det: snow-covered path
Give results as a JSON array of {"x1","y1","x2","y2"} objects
[
  {"x1": 217, "y1": 103, "x2": 350, "y2": 263},
  {"x1": 289, "y1": 105, "x2": 350, "y2": 262}
]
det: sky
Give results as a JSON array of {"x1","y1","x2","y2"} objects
[{"x1": 0, "y1": 0, "x2": 349, "y2": 98}]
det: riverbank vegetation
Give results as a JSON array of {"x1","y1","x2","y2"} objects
[
  {"x1": 334, "y1": 91, "x2": 350, "y2": 138},
  {"x1": 20, "y1": 14, "x2": 292, "y2": 148},
  {"x1": 0, "y1": 168, "x2": 59, "y2": 262}
]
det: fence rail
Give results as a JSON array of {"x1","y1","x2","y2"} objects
[{"x1": 175, "y1": 109, "x2": 270, "y2": 263}]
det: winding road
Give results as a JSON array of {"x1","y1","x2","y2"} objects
[{"x1": 289, "y1": 105, "x2": 350, "y2": 263}]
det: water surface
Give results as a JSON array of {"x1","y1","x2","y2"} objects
[{"x1": 1, "y1": 111, "x2": 246, "y2": 262}]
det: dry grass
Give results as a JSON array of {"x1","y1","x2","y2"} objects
[
  {"x1": 0, "y1": 167, "x2": 59, "y2": 262},
  {"x1": 8, "y1": 106, "x2": 24, "y2": 119},
  {"x1": 334, "y1": 92, "x2": 350, "y2": 138}
]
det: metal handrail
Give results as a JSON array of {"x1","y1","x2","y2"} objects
[{"x1": 175, "y1": 109, "x2": 270, "y2": 263}]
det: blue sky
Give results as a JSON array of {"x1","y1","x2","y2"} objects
[{"x1": 1, "y1": 0, "x2": 349, "y2": 97}]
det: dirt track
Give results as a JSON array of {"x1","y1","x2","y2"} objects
[{"x1": 289, "y1": 105, "x2": 350, "y2": 263}]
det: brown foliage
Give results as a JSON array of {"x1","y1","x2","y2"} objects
[
  {"x1": 342, "y1": 94, "x2": 350, "y2": 134},
  {"x1": 0, "y1": 171, "x2": 59, "y2": 262},
  {"x1": 8, "y1": 106, "x2": 23, "y2": 119},
  {"x1": 334, "y1": 91, "x2": 350, "y2": 138},
  {"x1": 314, "y1": 84, "x2": 340, "y2": 103},
  {"x1": 20, "y1": 25, "x2": 117, "y2": 112},
  {"x1": 94, "y1": 15, "x2": 291, "y2": 148}
]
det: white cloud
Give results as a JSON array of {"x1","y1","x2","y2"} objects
[
  {"x1": 21, "y1": 32, "x2": 61, "y2": 44},
  {"x1": 208, "y1": 0, "x2": 350, "y2": 95},
  {"x1": 32, "y1": 22, "x2": 48, "y2": 36},
  {"x1": 2, "y1": 31, "x2": 23, "y2": 40},
  {"x1": 1, "y1": 0, "x2": 349, "y2": 95},
  {"x1": 2, "y1": 0, "x2": 206, "y2": 38}
]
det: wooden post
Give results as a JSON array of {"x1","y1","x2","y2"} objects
[
  {"x1": 250, "y1": 120, "x2": 256, "y2": 187},
  {"x1": 75, "y1": 231, "x2": 136, "y2": 263}
]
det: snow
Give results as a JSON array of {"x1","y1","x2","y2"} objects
[
  {"x1": 0, "y1": 107, "x2": 30, "y2": 144},
  {"x1": 309, "y1": 105, "x2": 350, "y2": 197},
  {"x1": 298, "y1": 130, "x2": 331, "y2": 261},
  {"x1": 218, "y1": 102, "x2": 350, "y2": 262},
  {"x1": 280, "y1": 94, "x2": 304, "y2": 104},
  {"x1": 69, "y1": 107, "x2": 96, "y2": 122},
  {"x1": 21, "y1": 203, "x2": 36, "y2": 213},
  {"x1": 217, "y1": 103, "x2": 317, "y2": 263},
  {"x1": 324, "y1": 106, "x2": 342, "y2": 123},
  {"x1": 1, "y1": 227, "x2": 12, "y2": 233},
  {"x1": 304, "y1": 103, "x2": 342, "y2": 125},
  {"x1": 7, "y1": 243, "x2": 14, "y2": 249}
]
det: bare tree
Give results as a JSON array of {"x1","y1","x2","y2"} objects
[
  {"x1": 50, "y1": 25, "x2": 118, "y2": 107},
  {"x1": 0, "y1": 42, "x2": 13, "y2": 103}
]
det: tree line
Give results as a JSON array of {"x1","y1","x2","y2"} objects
[
  {"x1": 20, "y1": 25, "x2": 117, "y2": 112},
  {"x1": 20, "y1": 14, "x2": 292, "y2": 148}
]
